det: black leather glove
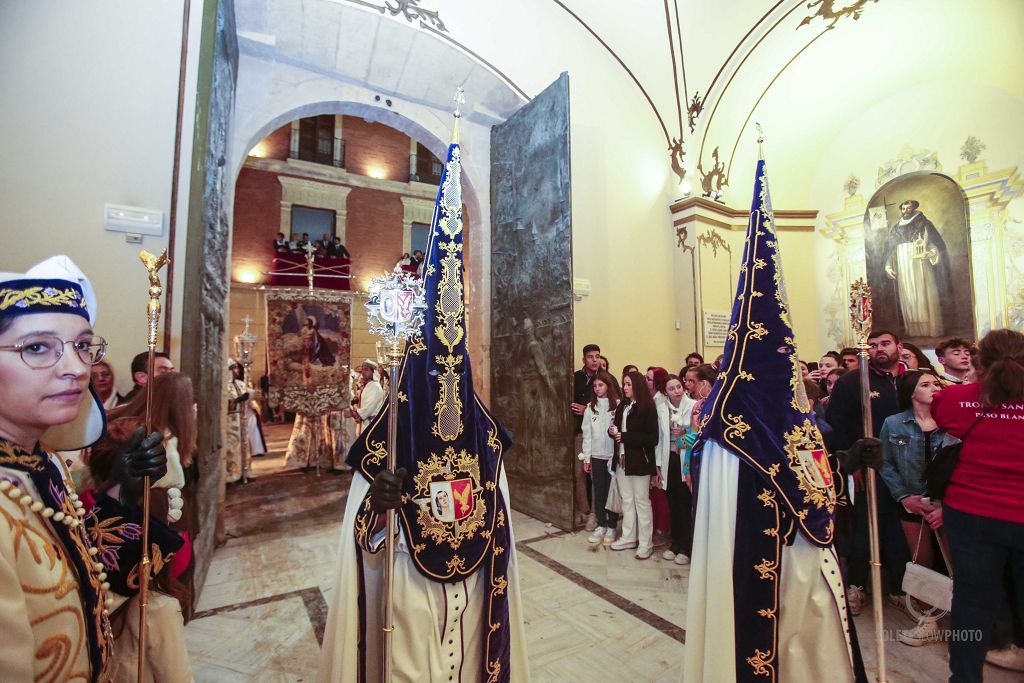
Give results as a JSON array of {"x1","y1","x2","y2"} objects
[
  {"x1": 109, "y1": 427, "x2": 167, "y2": 507},
  {"x1": 369, "y1": 467, "x2": 406, "y2": 514},
  {"x1": 838, "y1": 437, "x2": 883, "y2": 472}
]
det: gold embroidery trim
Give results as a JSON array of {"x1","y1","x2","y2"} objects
[
  {"x1": 433, "y1": 355, "x2": 464, "y2": 441},
  {"x1": 0, "y1": 286, "x2": 82, "y2": 313}
]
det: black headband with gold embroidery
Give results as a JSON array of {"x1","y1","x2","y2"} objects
[{"x1": 0, "y1": 278, "x2": 89, "y2": 321}]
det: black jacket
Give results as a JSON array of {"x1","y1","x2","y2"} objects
[
  {"x1": 611, "y1": 401, "x2": 659, "y2": 476},
  {"x1": 825, "y1": 363, "x2": 904, "y2": 451},
  {"x1": 573, "y1": 368, "x2": 597, "y2": 433},
  {"x1": 325, "y1": 242, "x2": 352, "y2": 259}
]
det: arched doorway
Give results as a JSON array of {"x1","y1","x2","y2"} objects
[{"x1": 220, "y1": 109, "x2": 478, "y2": 533}]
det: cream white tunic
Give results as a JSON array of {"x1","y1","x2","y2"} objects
[
  {"x1": 319, "y1": 471, "x2": 529, "y2": 682},
  {"x1": 684, "y1": 440, "x2": 855, "y2": 682}
]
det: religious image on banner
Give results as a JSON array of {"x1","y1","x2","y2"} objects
[
  {"x1": 265, "y1": 289, "x2": 352, "y2": 416},
  {"x1": 863, "y1": 173, "x2": 974, "y2": 346}
]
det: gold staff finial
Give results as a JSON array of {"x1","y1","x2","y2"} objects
[
  {"x1": 303, "y1": 241, "x2": 317, "y2": 292},
  {"x1": 849, "y1": 278, "x2": 873, "y2": 348},
  {"x1": 139, "y1": 250, "x2": 170, "y2": 347},
  {"x1": 452, "y1": 87, "x2": 466, "y2": 145}
]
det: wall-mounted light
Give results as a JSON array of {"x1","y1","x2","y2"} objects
[
  {"x1": 234, "y1": 267, "x2": 261, "y2": 284},
  {"x1": 104, "y1": 204, "x2": 164, "y2": 237},
  {"x1": 249, "y1": 142, "x2": 268, "y2": 158},
  {"x1": 368, "y1": 166, "x2": 385, "y2": 180}
]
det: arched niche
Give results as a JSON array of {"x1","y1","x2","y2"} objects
[
  {"x1": 862, "y1": 172, "x2": 973, "y2": 347},
  {"x1": 821, "y1": 150, "x2": 1024, "y2": 350}
]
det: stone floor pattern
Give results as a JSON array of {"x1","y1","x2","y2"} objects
[{"x1": 184, "y1": 425, "x2": 1017, "y2": 681}]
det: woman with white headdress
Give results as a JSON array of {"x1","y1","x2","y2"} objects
[{"x1": 0, "y1": 255, "x2": 186, "y2": 681}]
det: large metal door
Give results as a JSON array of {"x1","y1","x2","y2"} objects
[{"x1": 490, "y1": 73, "x2": 576, "y2": 530}]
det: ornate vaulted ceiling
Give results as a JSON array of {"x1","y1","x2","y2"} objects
[{"x1": 235, "y1": 0, "x2": 1024, "y2": 206}]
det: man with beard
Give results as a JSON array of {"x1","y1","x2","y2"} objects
[
  {"x1": 882, "y1": 199, "x2": 951, "y2": 338},
  {"x1": 826, "y1": 330, "x2": 912, "y2": 616}
]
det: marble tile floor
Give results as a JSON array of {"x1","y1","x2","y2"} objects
[{"x1": 187, "y1": 448, "x2": 1018, "y2": 681}]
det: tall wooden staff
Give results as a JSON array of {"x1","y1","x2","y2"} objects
[
  {"x1": 849, "y1": 278, "x2": 887, "y2": 682},
  {"x1": 138, "y1": 249, "x2": 170, "y2": 682}
]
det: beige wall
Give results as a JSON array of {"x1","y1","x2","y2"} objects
[
  {"x1": 0, "y1": 1, "x2": 203, "y2": 396},
  {"x1": 567, "y1": 68, "x2": 681, "y2": 373},
  {"x1": 672, "y1": 200, "x2": 823, "y2": 363}
]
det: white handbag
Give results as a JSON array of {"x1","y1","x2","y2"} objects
[
  {"x1": 902, "y1": 520, "x2": 952, "y2": 614},
  {"x1": 605, "y1": 472, "x2": 623, "y2": 515}
]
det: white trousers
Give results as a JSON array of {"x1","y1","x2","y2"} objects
[{"x1": 616, "y1": 468, "x2": 653, "y2": 551}]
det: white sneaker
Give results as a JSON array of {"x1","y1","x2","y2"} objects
[
  {"x1": 587, "y1": 526, "x2": 606, "y2": 544},
  {"x1": 584, "y1": 512, "x2": 598, "y2": 531},
  {"x1": 897, "y1": 617, "x2": 942, "y2": 646},
  {"x1": 886, "y1": 593, "x2": 914, "y2": 618},
  {"x1": 662, "y1": 549, "x2": 677, "y2": 560},
  {"x1": 674, "y1": 553, "x2": 690, "y2": 565},
  {"x1": 610, "y1": 539, "x2": 638, "y2": 551},
  {"x1": 635, "y1": 546, "x2": 653, "y2": 560},
  {"x1": 602, "y1": 527, "x2": 616, "y2": 546},
  {"x1": 986, "y1": 644, "x2": 1024, "y2": 671},
  {"x1": 846, "y1": 585, "x2": 866, "y2": 617}
]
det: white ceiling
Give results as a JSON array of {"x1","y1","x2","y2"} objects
[{"x1": 234, "y1": 0, "x2": 1024, "y2": 205}]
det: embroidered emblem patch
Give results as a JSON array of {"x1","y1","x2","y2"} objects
[
  {"x1": 796, "y1": 448, "x2": 833, "y2": 489},
  {"x1": 412, "y1": 447, "x2": 486, "y2": 549},
  {"x1": 783, "y1": 419, "x2": 837, "y2": 510},
  {"x1": 429, "y1": 477, "x2": 474, "y2": 522}
]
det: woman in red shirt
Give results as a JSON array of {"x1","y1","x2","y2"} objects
[{"x1": 931, "y1": 329, "x2": 1024, "y2": 681}]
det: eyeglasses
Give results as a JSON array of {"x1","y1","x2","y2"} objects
[{"x1": 0, "y1": 335, "x2": 108, "y2": 369}]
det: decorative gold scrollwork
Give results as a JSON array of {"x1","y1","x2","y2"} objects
[
  {"x1": 434, "y1": 355, "x2": 464, "y2": 441},
  {"x1": 434, "y1": 241, "x2": 465, "y2": 352}
]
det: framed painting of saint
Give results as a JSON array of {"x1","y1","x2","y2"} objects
[{"x1": 863, "y1": 173, "x2": 975, "y2": 347}]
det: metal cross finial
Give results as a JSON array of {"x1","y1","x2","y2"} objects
[
  {"x1": 453, "y1": 87, "x2": 466, "y2": 118},
  {"x1": 755, "y1": 122, "x2": 765, "y2": 160},
  {"x1": 303, "y1": 242, "x2": 317, "y2": 292}
]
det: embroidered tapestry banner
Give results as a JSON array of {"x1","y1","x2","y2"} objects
[{"x1": 265, "y1": 288, "x2": 352, "y2": 416}]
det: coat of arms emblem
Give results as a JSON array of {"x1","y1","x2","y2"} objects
[{"x1": 412, "y1": 447, "x2": 486, "y2": 549}]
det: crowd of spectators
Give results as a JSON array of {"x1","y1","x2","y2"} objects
[
  {"x1": 273, "y1": 231, "x2": 352, "y2": 259},
  {"x1": 572, "y1": 330, "x2": 1024, "y2": 678}
]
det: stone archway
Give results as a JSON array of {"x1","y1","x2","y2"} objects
[{"x1": 230, "y1": 96, "x2": 499, "y2": 398}]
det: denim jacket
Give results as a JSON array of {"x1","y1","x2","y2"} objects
[{"x1": 879, "y1": 409, "x2": 951, "y2": 501}]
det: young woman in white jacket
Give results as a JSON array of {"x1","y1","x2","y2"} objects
[{"x1": 582, "y1": 370, "x2": 621, "y2": 545}]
